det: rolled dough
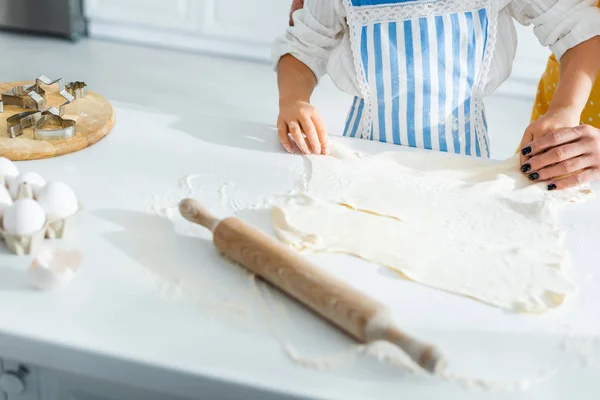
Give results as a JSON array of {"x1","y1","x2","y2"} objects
[{"x1": 273, "y1": 142, "x2": 592, "y2": 312}]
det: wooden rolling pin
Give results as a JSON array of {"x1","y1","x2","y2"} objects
[{"x1": 179, "y1": 199, "x2": 445, "y2": 374}]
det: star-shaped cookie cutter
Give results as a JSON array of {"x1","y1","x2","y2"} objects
[{"x1": 30, "y1": 75, "x2": 75, "y2": 116}]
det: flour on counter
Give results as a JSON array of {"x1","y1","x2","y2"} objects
[
  {"x1": 179, "y1": 174, "x2": 204, "y2": 196},
  {"x1": 144, "y1": 151, "x2": 578, "y2": 392},
  {"x1": 273, "y1": 141, "x2": 593, "y2": 312},
  {"x1": 249, "y1": 263, "x2": 561, "y2": 392},
  {"x1": 218, "y1": 182, "x2": 244, "y2": 212},
  {"x1": 144, "y1": 183, "x2": 263, "y2": 332}
]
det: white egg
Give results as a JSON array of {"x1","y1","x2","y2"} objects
[
  {"x1": 8, "y1": 172, "x2": 46, "y2": 199},
  {"x1": 36, "y1": 181, "x2": 78, "y2": 220},
  {"x1": 28, "y1": 247, "x2": 82, "y2": 291},
  {"x1": 0, "y1": 157, "x2": 19, "y2": 178},
  {"x1": 2, "y1": 198, "x2": 46, "y2": 235},
  {"x1": 0, "y1": 185, "x2": 13, "y2": 214}
]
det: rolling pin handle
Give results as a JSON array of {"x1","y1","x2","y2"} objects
[
  {"x1": 383, "y1": 325, "x2": 446, "y2": 374},
  {"x1": 179, "y1": 199, "x2": 221, "y2": 233}
]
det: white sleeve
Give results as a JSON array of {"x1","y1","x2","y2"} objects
[
  {"x1": 510, "y1": 0, "x2": 600, "y2": 60},
  {"x1": 271, "y1": 0, "x2": 345, "y2": 80}
]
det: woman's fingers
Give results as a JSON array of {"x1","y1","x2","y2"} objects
[
  {"x1": 519, "y1": 130, "x2": 534, "y2": 165},
  {"x1": 521, "y1": 127, "x2": 583, "y2": 158},
  {"x1": 522, "y1": 142, "x2": 586, "y2": 175},
  {"x1": 299, "y1": 116, "x2": 321, "y2": 155},
  {"x1": 548, "y1": 168, "x2": 599, "y2": 190},
  {"x1": 277, "y1": 121, "x2": 295, "y2": 154},
  {"x1": 529, "y1": 155, "x2": 593, "y2": 181},
  {"x1": 288, "y1": 120, "x2": 310, "y2": 154}
]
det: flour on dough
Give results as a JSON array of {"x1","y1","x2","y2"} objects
[{"x1": 273, "y1": 141, "x2": 593, "y2": 312}]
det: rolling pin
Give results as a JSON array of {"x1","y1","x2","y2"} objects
[{"x1": 179, "y1": 199, "x2": 445, "y2": 374}]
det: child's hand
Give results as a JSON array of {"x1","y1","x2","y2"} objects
[
  {"x1": 520, "y1": 107, "x2": 600, "y2": 190},
  {"x1": 277, "y1": 99, "x2": 329, "y2": 155},
  {"x1": 289, "y1": 0, "x2": 304, "y2": 26}
]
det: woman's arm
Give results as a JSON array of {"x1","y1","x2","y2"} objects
[
  {"x1": 514, "y1": 0, "x2": 600, "y2": 189},
  {"x1": 548, "y1": 36, "x2": 600, "y2": 115},
  {"x1": 519, "y1": 36, "x2": 600, "y2": 190}
]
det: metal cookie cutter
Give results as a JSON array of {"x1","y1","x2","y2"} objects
[
  {"x1": 1, "y1": 85, "x2": 46, "y2": 110},
  {"x1": 6, "y1": 111, "x2": 42, "y2": 138},
  {"x1": 32, "y1": 75, "x2": 74, "y2": 116},
  {"x1": 66, "y1": 81, "x2": 87, "y2": 99},
  {"x1": 33, "y1": 114, "x2": 76, "y2": 141}
]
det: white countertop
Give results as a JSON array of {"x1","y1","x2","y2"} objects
[{"x1": 0, "y1": 32, "x2": 598, "y2": 400}]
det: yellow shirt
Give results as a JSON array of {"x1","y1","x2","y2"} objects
[{"x1": 532, "y1": 7, "x2": 600, "y2": 126}]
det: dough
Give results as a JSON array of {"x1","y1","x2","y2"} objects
[{"x1": 273, "y1": 142, "x2": 592, "y2": 312}]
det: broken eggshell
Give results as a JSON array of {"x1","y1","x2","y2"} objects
[{"x1": 28, "y1": 247, "x2": 82, "y2": 290}]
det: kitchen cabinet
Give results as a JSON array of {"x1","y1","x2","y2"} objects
[
  {"x1": 85, "y1": 0, "x2": 292, "y2": 62},
  {"x1": 0, "y1": 358, "x2": 191, "y2": 400}
]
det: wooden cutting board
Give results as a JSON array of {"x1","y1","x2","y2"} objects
[{"x1": 0, "y1": 81, "x2": 115, "y2": 161}]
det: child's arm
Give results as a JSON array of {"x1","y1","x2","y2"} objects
[
  {"x1": 277, "y1": 54, "x2": 324, "y2": 155},
  {"x1": 273, "y1": 0, "x2": 343, "y2": 155},
  {"x1": 520, "y1": 36, "x2": 600, "y2": 190},
  {"x1": 289, "y1": 0, "x2": 304, "y2": 26}
]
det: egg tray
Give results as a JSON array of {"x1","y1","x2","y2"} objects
[
  {"x1": 0, "y1": 181, "x2": 81, "y2": 256},
  {"x1": 0, "y1": 220, "x2": 47, "y2": 256},
  {"x1": 0, "y1": 211, "x2": 80, "y2": 255}
]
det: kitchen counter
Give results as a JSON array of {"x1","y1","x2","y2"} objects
[{"x1": 0, "y1": 32, "x2": 598, "y2": 400}]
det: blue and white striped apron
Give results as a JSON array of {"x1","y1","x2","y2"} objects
[{"x1": 342, "y1": 0, "x2": 496, "y2": 157}]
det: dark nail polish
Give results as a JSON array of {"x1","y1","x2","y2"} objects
[
  {"x1": 521, "y1": 146, "x2": 532, "y2": 156},
  {"x1": 547, "y1": 184, "x2": 557, "y2": 191},
  {"x1": 521, "y1": 163, "x2": 531, "y2": 173},
  {"x1": 528, "y1": 172, "x2": 540, "y2": 181}
]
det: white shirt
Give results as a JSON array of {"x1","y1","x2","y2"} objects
[{"x1": 272, "y1": 0, "x2": 600, "y2": 97}]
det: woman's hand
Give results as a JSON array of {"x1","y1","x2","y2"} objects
[
  {"x1": 519, "y1": 106, "x2": 580, "y2": 164},
  {"x1": 520, "y1": 108, "x2": 600, "y2": 190},
  {"x1": 289, "y1": 0, "x2": 304, "y2": 26},
  {"x1": 277, "y1": 99, "x2": 329, "y2": 155}
]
